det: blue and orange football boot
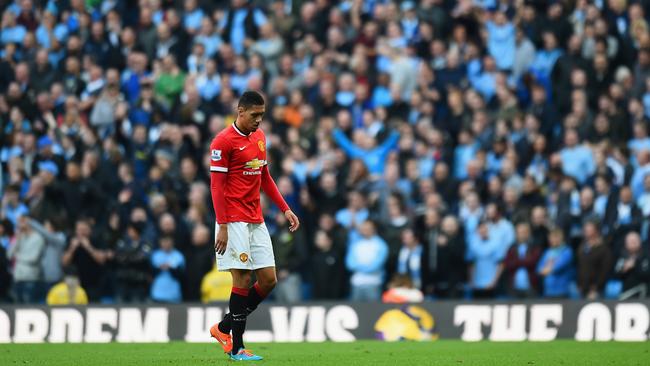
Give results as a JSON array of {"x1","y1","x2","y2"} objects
[
  {"x1": 229, "y1": 348, "x2": 264, "y2": 361},
  {"x1": 209, "y1": 323, "x2": 233, "y2": 354}
]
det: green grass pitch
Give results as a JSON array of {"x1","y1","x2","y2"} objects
[{"x1": 1, "y1": 341, "x2": 649, "y2": 365}]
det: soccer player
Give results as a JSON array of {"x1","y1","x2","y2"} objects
[{"x1": 208, "y1": 91, "x2": 300, "y2": 361}]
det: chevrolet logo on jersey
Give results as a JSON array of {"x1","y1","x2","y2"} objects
[
  {"x1": 244, "y1": 158, "x2": 267, "y2": 170},
  {"x1": 243, "y1": 159, "x2": 266, "y2": 175}
]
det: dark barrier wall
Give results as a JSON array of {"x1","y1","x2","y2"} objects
[{"x1": 0, "y1": 301, "x2": 649, "y2": 343}]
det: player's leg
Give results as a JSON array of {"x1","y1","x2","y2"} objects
[
  {"x1": 219, "y1": 222, "x2": 277, "y2": 360},
  {"x1": 210, "y1": 222, "x2": 252, "y2": 354},
  {"x1": 214, "y1": 268, "x2": 265, "y2": 361},
  {"x1": 227, "y1": 268, "x2": 253, "y2": 355},
  {"x1": 249, "y1": 265, "x2": 276, "y2": 308},
  {"x1": 223, "y1": 222, "x2": 277, "y2": 323},
  {"x1": 227, "y1": 222, "x2": 271, "y2": 360},
  {"x1": 248, "y1": 222, "x2": 277, "y2": 311},
  {"x1": 217, "y1": 268, "x2": 275, "y2": 335}
]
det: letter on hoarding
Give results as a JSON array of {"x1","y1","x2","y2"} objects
[
  {"x1": 85, "y1": 308, "x2": 117, "y2": 343},
  {"x1": 575, "y1": 303, "x2": 613, "y2": 341},
  {"x1": 325, "y1": 305, "x2": 357, "y2": 342},
  {"x1": 184, "y1": 307, "x2": 223, "y2": 342},
  {"x1": 49, "y1": 308, "x2": 84, "y2": 343},
  {"x1": 116, "y1": 308, "x2": 169, "y2": 343},
  {"x1": 454, "y1": 305, "x2": 491, "y2": 341},
  {"x1": 13, "y1": 309, "x2": 48, "y2": 343},
  {"x1": 489, "y1": 305, "x2": 527, "y2": 341},
  {"x1": 528, "y1": 304, "x2": 562, "y2": 341},
  {"x1": 614, "y1": 303, "x2": 649, "y2": 341},
  {"x1": 270, "y1": 306, "x2": 309, "y2": 342},
  {"x1": 0, "y1": 310, "x2": 10, "y2": 343},
  {"x1": 306, "y1": 306, "x2": 326, "y2": 342}
]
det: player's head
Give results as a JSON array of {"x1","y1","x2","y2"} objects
[{"x1": 236, "y1": 90, "x2": 265, "y2": 134}]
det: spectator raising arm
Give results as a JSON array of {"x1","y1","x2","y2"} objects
[
  {"x1": 332, "y1": 128, "x2": 400, "y2": 175},
  {"x1": 332, "y1": 128, "x2": 365, "y2": 160},
  {"x1": 27, "y1": 218, "x2": 66, "y2": 249}
]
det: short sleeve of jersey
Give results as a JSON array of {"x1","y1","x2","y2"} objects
[{"x1": 209, "y1": 136, "x2": 231, "y2": 173}]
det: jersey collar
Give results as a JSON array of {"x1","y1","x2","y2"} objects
[{"x1": 232, "y1": 122, "x2": 249, "y2": 136}]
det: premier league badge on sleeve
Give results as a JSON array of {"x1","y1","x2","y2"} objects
[{"x1": 211, "y1": 149, "x2": 222, "y2": 161}]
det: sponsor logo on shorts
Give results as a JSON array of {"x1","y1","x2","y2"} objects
[
  {"x1": 211, "y1": 149, "x2": 222, "y2": 161},
  {"x1": 239, "y1": 253, "x2": 249, "y2": 263}
]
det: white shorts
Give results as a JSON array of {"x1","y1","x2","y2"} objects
[{"x1": 215, "y1": 222, "x2": 275, "y2": 272}]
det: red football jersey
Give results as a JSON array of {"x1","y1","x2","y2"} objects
[{"x1": 209, "y1": 123, "x2": 268, "y2": 223}]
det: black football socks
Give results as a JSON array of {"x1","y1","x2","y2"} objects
[
  {"x1": 218, "y1": 282, "x2": 269, "y2": 335},
  {"x1": 245, "y1": 282, "x2": 268, "y2": 314},
  {"x1": 223, "y1": 287, "x2": 248, "y2": 353}
]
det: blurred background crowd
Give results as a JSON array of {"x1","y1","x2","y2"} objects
[{"x1": 2, "y1": 0, "x2": 650, "y2": 305}]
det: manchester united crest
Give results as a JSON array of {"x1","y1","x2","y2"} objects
[
  {"x1": 258, "y1": 140, "x2": 265, "y2": 151},
  {"x1": 239, "y1": 253, "x2": 249, "y2": 263}
]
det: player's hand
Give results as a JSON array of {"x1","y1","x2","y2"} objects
[
  {"x1": 285, "y1": 210, "x2": 300, "y2": 232},
  {"x1": 215, "y1": 224, "x2": 228, "y2": 255}
]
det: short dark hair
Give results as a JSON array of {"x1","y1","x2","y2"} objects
[
  {"x1": 238, "y1": 90, "x2": 265, "y2": 109},
  {"x1": 128, "y1": 220, "x2": 145, "y2": 234}
]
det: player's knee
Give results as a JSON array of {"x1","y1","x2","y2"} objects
[
  {"x1": 241, "y1": 272, "x2": 253, "y2": 286},
  {"x1": 231, "y1": 269, "x2": 253, "y2": 288},
  {"x1": 260, "y1": 276, "x2": 277, "y2": 291}
]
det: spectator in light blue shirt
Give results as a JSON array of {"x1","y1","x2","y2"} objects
[
  {"x1": 467, "y1": 56, "x2": 498, "y2": 101},
  {"x1": 537, "y1": 228, "x2": 575, "y2": 298},
  {"x1": 631, "y1": 151, "x2": 650, "y2": 199},
  {"x1": 230, "y1": 56, "x2": 259, "y2": 95},
  {"x1": 628, "y1": 122, "x2": 650, "y2": 166},
  {"x1": 6, "y1": 0, "x2": 22, "y2": 16},
  {"x1": 400, "y1": 2, "x2": 419, "y2": 41},
  {"x1": 218, "y1": 1, "x2": 267, "y2": 55},
  {"x1": 559, "y1": 129, "x2": 595, "y2": 185},
  {"x1": 150, "y1": 236, "x2": 185, "y2": 303},
  {"x1": 195, "y1": 18, "x2": 222, "y2": 57},
  {"x1": 187, "y1": 43, "x2": 208, "y2": 75},
  {"x1": 1, "y1": 11, "x2": 27, "y2": 44},
  {"x1": 459, "y1": 191, "x2": 483, "y2": 241},
  {"x1": 372, "y1": 74, "x2": 393, "y2": 107},
  {"x1": 336, "y1": 191, "x2": 370, "y2": 231},
  {"x1": 1, "y1": 185, "x2": 29, "y2": 227},
  {"x1": 467, "y1": 221, "x2": 504, "y2": 298},
  {"x1": 529, "y1": 32, "x2": 562, "y2": 92},
  {"x1": 182, "y1": 0, "x2": 204, "y2": 33},
  {"x1": 35, "y1": 11, "x2": 68, "y2": 50},
  {"x1": 332, "y1": 128, "x2": 400, "y2": 176},
  {"x1": 454, "y1": 130, "x2": 480, "y2": 179},
  {"x1": 474, "y1": 0, "x2": 497, "y2": 9},
  {"x1": 346, "y1": 220, "x2": 389, "y2": 301},
  {"x1": 485, "y1": 203, "x2": 516, "y2": 258},
  {"x1": 196, "y1": 59, "x2": 221, "y2": 100},
  {"x1": 486, "y1": 138, "x2": 507, "y2": 178},
  {"x1": 396, "y1": 228, "x2": 423, "y2": 289},
  {"x1": 486, "y1": 12, "x2": 515, "y2": 70}
]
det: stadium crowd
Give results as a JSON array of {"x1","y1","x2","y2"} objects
[{"x1": 2, "y1": 0, "x2": 650, "y2": 304}]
